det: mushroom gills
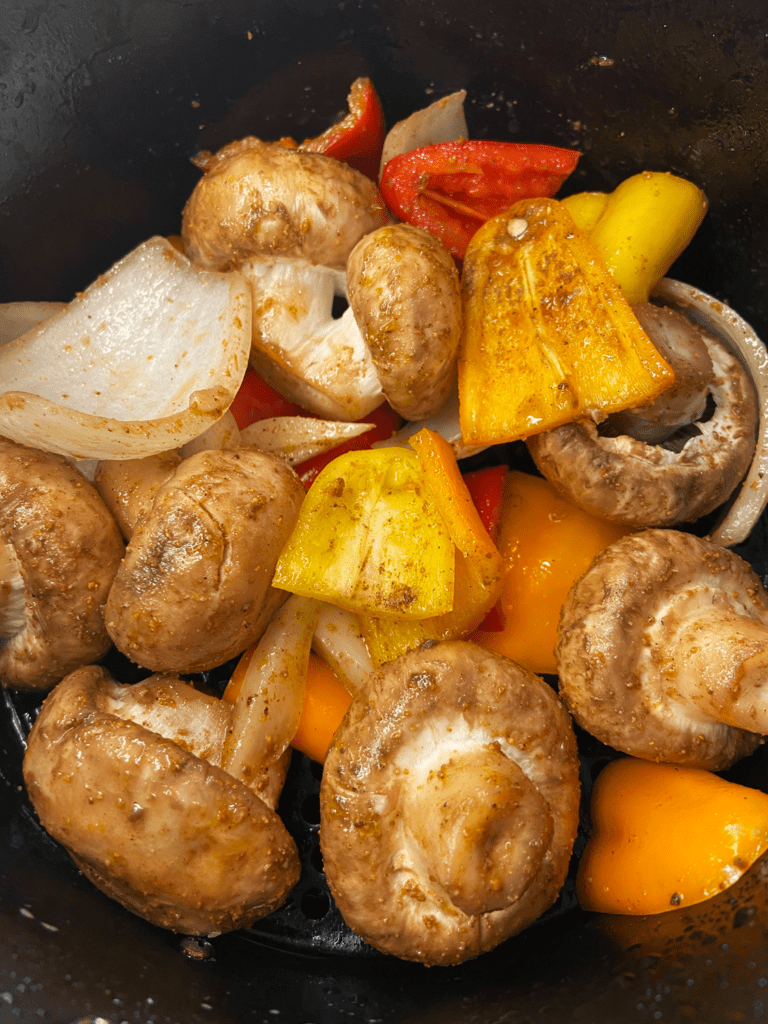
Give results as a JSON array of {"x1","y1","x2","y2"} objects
[{"x1": 392, "y1": 715, "x2": 556, "y2": 917}]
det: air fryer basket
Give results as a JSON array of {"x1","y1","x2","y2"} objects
[{"x1": 3, "y1": 1, "x2": 768, "y2": 1021}]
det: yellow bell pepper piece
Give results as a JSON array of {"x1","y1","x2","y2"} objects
[
  {"x1": 458, "y1": 196, "x2": 675, "y2": 446},
  {"x1": 585, "y1": 171, "x2": 708, "y2": 305},
  {"x1": 577, "y1": 758, "x2": 768, "y2": 915},
  {"x1": 560, "y1": 190, "x2": 608, "y2": 233},
  {"x1": 471, "y1": 471, "x2": 631, "y2": 674},
  {"x1": 358, "y1": 429, "x2": 503, "y2": 666},
  {"x1": 273, "y1": 448, "x2": 454, "y2": 619}
]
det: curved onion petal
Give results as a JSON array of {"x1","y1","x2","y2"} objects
[
  {"x1": 0, "y1": 302, "x2": 65, "y2": 345},
  {"x1": 0, "y1": 237, "x2": 251, "y2": 460},
  {"x1": 221, "y1": 595, "x2": 320, "y2": 786},
  {"x1": 652, "y1": 278, "x2": 768, "y2": 546},
  {"x1": 240, "y1": 416, "x2": 374, "y2": 464},
  {"x1": 379, "y1": 90, "x2": 468, "y2": 177},
  {"x1": 180, "y1": 410, "x2": 242, "y2": 458},
  {"x1": 312, "y1": 601, "x2": 375, "y2": 697}
]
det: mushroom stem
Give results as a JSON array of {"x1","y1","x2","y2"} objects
[
  {"x1": 410, "y1": 747, "x2": 554, "y2": 917},
  {"x1": 655, "y1": 607, "x2": 768, "y2": 733}
]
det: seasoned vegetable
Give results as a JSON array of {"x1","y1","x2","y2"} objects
[
  {"x1": 577, "y1": 758, "x2": 768, "y2": 915},
  {"x1": 380, "y1": 140, "x2": 579, "y2": 260},
  {"x1": 273, "y1": 447, "x2": 455, "y2": 618},
  {"x1": 358, "y1": 428, "x2": 503, "y2": 665},
  {"x1": 458, "y1": 197, "x2": 675, "y2": 446},
  {"x1": 567, "y1": 171, "x2": 708, "y2": 305},
  {"x1": 471, "y1": 471, "x2": 632, "y2": 675}
]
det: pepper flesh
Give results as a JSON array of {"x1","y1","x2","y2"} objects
[
  {"x1": 471, "y1": 471, "x2": 632, "y2": 675},
  {"x1": 272, "y1": 447, "x2": 455, "y2": 619},
  {"x1": 380, "y1": 140, "x2": 580, "y2": 260},
  {"x1": 577, "y1": 758, "x2": 768, "y2": 915},
  {"x1": 458, "y1": 197, "x2": 676, "y2": 446},
  {"x1": 301, "y1": 77, "x2": 386, "y2": 182},
  {"x1": 358, "y1": 429, "x2": 503, "y2": 666},
  {"x1": 564, "y1": 172, "x2": 708, "y2": 305}
]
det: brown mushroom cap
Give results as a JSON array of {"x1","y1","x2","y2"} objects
[
  {"x1": 347, "y1": 223, "x2": 462, "y2": 420},
  {"x1": 320, "y1": 640, "x2": 580, "y2": 966},
  {"x1": 526, "y1": 311, "x2": 758, "y2": 529},
  {"x1": 94, "y1": 448, "x2": 183, "y2": 541},
  {"x1": 0, "y1": 437, "x2": 124, "y2": 691},
  {"x1": 105, "y1": 446, "x2": 305, "y2": 673},
  {"x1": 557, "y1": 529, "x2": 766, "y2": 770},
  {"x1": 181, "y1": 138, "x2": 390, "y2": 272},
  {"x1": 23, "y1": 665, "x2": 300, "y2": 936}
]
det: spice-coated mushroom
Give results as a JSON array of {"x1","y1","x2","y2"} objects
[
  {"x1": 347, "y1": 223, "x2": 463, "y2": 421},
  {"x1": 527, "y1": 302, "x2": 758, "y2": 530},
  {"x1": 105, "y1": 446, "x2": 305, "y2": 674},
  {"x1": 320, "y1": 640, "x2": 580, "y2": 965},
  {"x1": 0, "y1": 437, "x2": 124, "y2": 691},
  {"x1": 557, "y1": 529, "x2": 768, "y2": 771},
  {"x1": 23, "y1": 665, "x2": 300, "y2": 936},
  {"x1": 181, "y1": 138, "x2": 390, "y2": 272},
  {"x1": 94, "y1": 449, "x2": 183, "y2": 541}
]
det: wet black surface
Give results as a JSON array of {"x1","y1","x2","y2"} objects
[{"x1": 3, "y1": 1, "x2": 768, "y2": 1021}]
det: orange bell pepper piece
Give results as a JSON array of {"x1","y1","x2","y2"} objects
[
  {"x1": 577, "y1": 758, "x2": 768, "y2": 915},
  {"x1": 358, "y1": 428, "x2": 503, "y2": 666},
  {"x1": 471, "y1": 471, "x2": 632, "y2": 675},
  {"x1": 458, "y1": 196, "x2": 675, "y2": 446}
]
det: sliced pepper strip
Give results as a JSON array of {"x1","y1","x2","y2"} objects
[
  {"x1": 358, "y1": 429, "x2": 503, "y2": 666},
  {"x1": 380, "y1": 140, "x2": 580, "y2": 260},
  {"x1": 301, "y1": 77, "x2": 386, "y2": 182}
]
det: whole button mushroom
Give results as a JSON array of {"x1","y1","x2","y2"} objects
[
  {"x1": 320, "y1": 640, "x2": 580, "y2": 965},
  {"x1": 105, "y1": 446, "x2": 305, "y2": 674},
  {"x1": 557, "y1": 529, "x2": 768, "y2": 771},
  {"x1": 23, "y1": 665, "x2": 300, "y2": 936},
  {"x1": 347, "y1": 223, "x2": 463, "y2": 421},
  {"x1": 181, "y1": 138, "x2": 390, "y2": 272},
  {"x1": 527, "y1": 299, "x2": 759, "y2": 531},
  {"x1": 0, "y1": 437, "x2": 124, "y2": 691}
]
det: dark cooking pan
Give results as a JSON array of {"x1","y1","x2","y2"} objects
[{"x1": 3, "y1": 0, "x2": 768, "y2": 1021}]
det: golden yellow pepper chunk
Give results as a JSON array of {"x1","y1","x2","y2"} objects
[
  {"x1": 458, "y1": 196, "x2": 675, "y2": 446},
  {"x1": 273, "y1": 448, "x2": 454, "y2": 619},
  {"x1": 586, "y1": 171, "x2": 708, "y2": 305},
  {"x1": 358, "y1": 429, "x2": 503, "y2": 666}
]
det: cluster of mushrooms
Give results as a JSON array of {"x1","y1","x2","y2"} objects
[{"x1": 3, "y1": 88, "x2": 768, "y2": 967}]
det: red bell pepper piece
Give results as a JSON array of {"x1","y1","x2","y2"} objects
[
  {"x1": 296, "y1": 402, "x2": 402, "y2": 488},
  {"x1": 380, "y1": 140, "x2": 580, "y2": 260},
  {"x1": 229, "y1": 368, "x2": 308, "y2": 429},
  {"x1": 463, "y1": 463, "x2": 508, "y2": 631},
  {"x1": 462, "y1": 464, "x2": 507, "y2": 542},
  {"x1": 301, "y1": 78, "x2": 386, "y2": 182}
]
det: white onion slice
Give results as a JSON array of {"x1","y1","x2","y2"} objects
[
  {"x1": 221, "y1": 594, "x2": 320, "y2": 785},
  {"x1": 379, "y1": 90, "x2": 468, "y2": 177},
  {"x1": 181, "y1": 410, "x2": 242, "y2": 458},
  {"x1": 240, "y1": 416, "x2": 374, "y2": 464},
  {"x1": 0, "y1": 237, "x2": 251, "y2": 460},
  {"x1": 652, "y1": 278, "x2": 768, "y2": 547},
  {"x1": 0, "y1": 302, "x2": 66, "y2": 345},
  {"x1": 312, "y1": 601, "x2": 375, "y2": 697}
]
